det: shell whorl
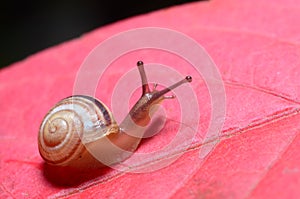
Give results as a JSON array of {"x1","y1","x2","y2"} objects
[{"x1": 38, "y1": 95, "x2": 118, "y2": 166}]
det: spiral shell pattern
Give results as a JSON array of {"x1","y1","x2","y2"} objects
[{"x1": 38, "y1": 95, "x2": 118, "y2": 166}]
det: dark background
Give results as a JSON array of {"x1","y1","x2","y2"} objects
[{"x1": 0, "y1": 0, "x2": 203, "y2": 69}]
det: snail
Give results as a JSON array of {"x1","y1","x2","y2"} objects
[{"x1": 38, "y1": 61, "x2": 192, "y2": 168}]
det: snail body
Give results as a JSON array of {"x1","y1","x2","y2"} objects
[{"x1": 38, "y1": 61, "x2": 192, "y2": 168}]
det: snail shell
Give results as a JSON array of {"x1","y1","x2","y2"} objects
[{"x1": 38, "y1": 95, "x2": 118, "y2": 167}]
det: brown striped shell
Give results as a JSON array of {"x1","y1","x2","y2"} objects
[{"x1": 38, "y1": 95, "x2": 119, "y2": 167}]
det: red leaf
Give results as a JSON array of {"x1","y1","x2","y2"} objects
[{"x1": 1, "y1": 0, "x2": 300, "y2": 198}]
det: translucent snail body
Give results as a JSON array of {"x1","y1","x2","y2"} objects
[{"x1": 38, "y1": 61, "x2": 192, "y2": 168}]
